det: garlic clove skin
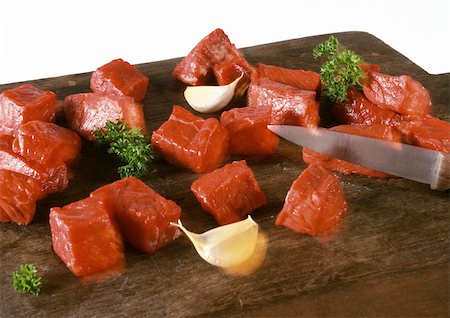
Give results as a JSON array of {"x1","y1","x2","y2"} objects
[
  {"x1": 172, "y1": 215, "x2": 259, "y2": 268},
  {"x1": 184, "y1": 73, "x2": 243, "y2": 114}
]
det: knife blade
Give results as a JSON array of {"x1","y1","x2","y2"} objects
[{"x1": 267, "y1": 125, "x2": 449, "y2": 190}]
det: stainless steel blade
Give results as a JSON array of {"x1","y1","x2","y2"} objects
[{"x1": 268, "y1": 125, "x2": 442, "y2": 186}]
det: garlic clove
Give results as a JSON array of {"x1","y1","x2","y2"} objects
[
  {"x1": 184, "y1": 73, "x2": 243, "y2": 114},
  {"x1": 172, "y1": 215, "x2": 259, "y2": 268}
]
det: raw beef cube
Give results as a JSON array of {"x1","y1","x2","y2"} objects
[
  {"x1": 191, "y1": 160, "x2": 267, "y2": 225},
  {"x1": 213, "y1": 59, "x2": 253, "y2": 96},
  {"x1": 90, "y1": 177, "x2": 181, "y2": 253},
  {"x1": 49, "y1": 197, "x2": 125, "y2": 278},
  {"x1": 90, "y1": 58, "x2": 149, "y2": 102},
  {"x1": 247, "y1": 78, "x2": 319, "y2": 127},
  {"x1": 275, "y1": 163, "x2": 347, "y2": 236},
  {"x1": 151, "y1": 105, "x2": 229, "y2": 173},
  {"x1": 0, "y1": 84, "x2": 56, "y2": 136},
  {"x1": 0, "y1": 169, "x2": 44, "y2": 225},
  {"x1": 362, "y1": 72, "x2": 431, "y2": 117},
  {"x1": 12, "y1": 120, "x2": 81, "y2": 167},
  {"x1": 38, "y1": 164, "x2": 69, "y2": 194},
  {"x1": 252, "y1": 63, "x2": 321, "y2": 94},
  {"x1": 302, "y1": 124, "x2": 402, "y2": 178},
  {"x1": 331, "y1": 86, "x2": 402, "y2": 127},
  {"x1": 0, "y1": 146, "x2": 68, "y2": 194},
  {"x1": 0, "y1": 145, "x2": 44, "y2": 182},
  {"x1": 220, "y1": 106, "x2": 279, "y2": 156},
  {"x1": 401, "y1": 115, "x2": 450, "y2": 153},
  {"x1": 0, "y1": 135, "x2": 13, "y2": 149},
  {"x1": 172, "y1": 28, "x2": 252, "y2": 86},
  {"x1": 64, "y1": 93, "x2": 147, "y2": 141}
]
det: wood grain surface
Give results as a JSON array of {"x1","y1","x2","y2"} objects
[{"x1": 0, "y1": 32, "x2": 449, "y2": 318}]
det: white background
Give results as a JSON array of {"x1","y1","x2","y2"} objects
[{"x1": 0, "y1": 0, "x2": 448, "y2": 85}]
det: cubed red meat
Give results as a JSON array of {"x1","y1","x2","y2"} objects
[
  {"x1": 172, "y1": 28, "x2": 252, "y2": 86},
  {"x1": 0, "y1": 169, "x2": 45, "y2": 225},
  {"x1": 0, "y1": 144, "x2": 45, "y2": 183},
  {"x1": 49, "y1": 197, "x2": 125, "y2": 278},
  {"x1": 331, "y1": 86, "x2": 402, "y2": 127},
  {"x1": 213, "y1": 60, "x2": 253, "y2": 96},
  {"x1": 275, "y1": 163, "x2": 347, "y2": 236},
  {"x1": 400, "y1": 115, "x2": 450, "y2": 153},
  {"x1": 90, "y1": 177, "x2": 181, "y2": 253},
  {"x1": 12, "y1": 120, "x2": 81, "y2": 167},
  {"x1": 64, "y1": 93, "x2": 147, "y2": 141},
  {"x1": 302, "y1": 124, "x2": 402, "y2": 178},
  {"x1": 151, "y1": 105, "x2": 229, "y2": 173},
  {"x1": 362, "y1": 72, "x2": 431, "y2": 117},
  {"x1": 0, "y1": 135, "x2": 13, "y2": 149},
  {"x1": 0, "y1": 120, "x2": 81, "y2": 195},
  {"x1": 0, "y1": 146, "x2": 68, "y2": 194},
  {"x1": 252, "y1": 63, "x2": 321, "y2": 94},
  {"x1": 191, "y1": 160, "x2": 267, "y2": 225},
  {"x1": 247, "y1": 78, "x2": 319, "y2": 127},
  {"x1": 90, "y1": 59, "x2": 149, "y2": 102},
  {"x1": 39, "y1": 164, "x2": 69, "y2": 194},
  {"x1": 0, "y1": 84, "x2": 56, "y2": 136},
  {"x1": 220, "y1": 106, "x2": 279, "y2": 156}
]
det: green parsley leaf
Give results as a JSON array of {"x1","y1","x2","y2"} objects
[
  {"x1": 12, "y1": 264, "x2": 41, "y2": 295},
  {"x1": 313, "y1": 35, "x2": 339, "y2": 59},
  {"x1": 313, "y1": 35, "x2": 365, "y2": 103},
  {"x1": 95, "y1": 120, "x2": 154, "y2": 179}
]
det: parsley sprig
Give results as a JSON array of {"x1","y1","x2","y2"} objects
[
  {"x1": 313, "y1": 35, "x2": 365, "y2": 103},
  {"x1": 96, "y1": 120, "x2": 154, "y2": 179},
  {"x1": 12, "y1": 264, "x2": 41, "y2": 295}
]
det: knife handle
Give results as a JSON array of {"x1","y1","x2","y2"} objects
[{"x1": 431, "y1": 152, "x2": 450, "y2": 191}]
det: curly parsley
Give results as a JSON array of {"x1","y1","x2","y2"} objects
[
  {"x1": 12, "y1": 264, "x2": 41, "y2": 295},
  {"x1": 313, "y1": 35, "x2": 365, "y2": 103},
  {"x1": 96, "y1": 120, "x2": 154, "y2": 179}
]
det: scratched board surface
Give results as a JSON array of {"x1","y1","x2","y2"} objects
[{"x1": 0, "y1": 32, "x2": 448, "y2": 317}]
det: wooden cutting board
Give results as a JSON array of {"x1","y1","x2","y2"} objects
[{"x1": 0, "y1": 32, "x2": 448, "y2": 317}]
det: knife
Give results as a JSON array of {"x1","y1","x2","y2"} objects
[{"x1": 267, "y1": 125, "x2": 450, "y2": 191}]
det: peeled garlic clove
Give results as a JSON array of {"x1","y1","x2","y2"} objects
[
  {"x1": 172, "y1": 215, "x2": 259, "y2": 268},
  {"x1": 184, "y1": 73, "x2": 243, "y2": 113}
]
